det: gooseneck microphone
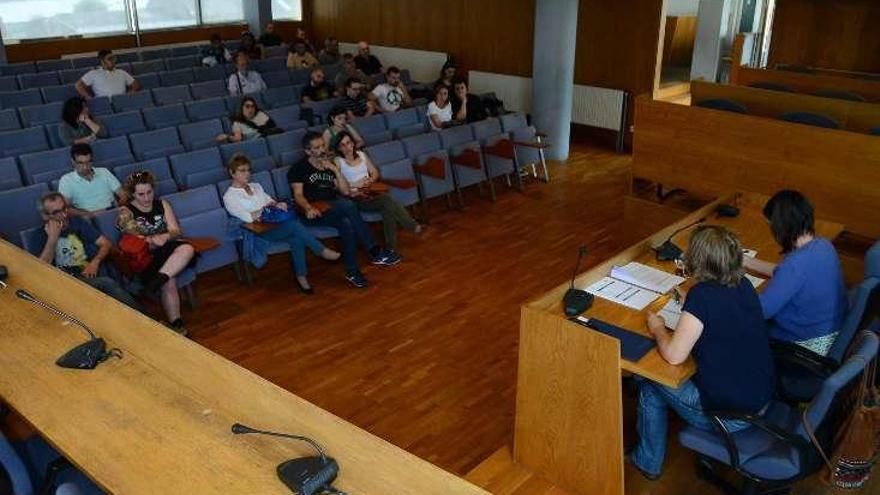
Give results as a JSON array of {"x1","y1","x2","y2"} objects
[
  {"x1": 653, "y1": 217, "x2": 706, "y2": 261},
  {"x1": 563, "y1": 246, "x2": 594, "y2": 317},
  {"x1": 232, "y1": 423, "x2": 343, "y2": 495},
  {"x1": 15, "y1": 289, "x2": 120, "y2": 369}
]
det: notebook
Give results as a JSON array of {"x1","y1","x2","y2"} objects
[{"x1": 583, "y1": 262, "x2": 685, "y2": 311}]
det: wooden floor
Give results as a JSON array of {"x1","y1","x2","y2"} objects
[{"x1": 145, "y1": 142, "x2": 872, "y2": 494}]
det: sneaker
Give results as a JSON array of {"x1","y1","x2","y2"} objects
[
  {"x1": 371, "y1": 249, "x2": 402, "y2": 266},
  {"x1": 168, "y1": 318, "x2": 188, "y2": 337},
  {"x1": 345, "y1": 270, "x2": 368, "y2": 288}
]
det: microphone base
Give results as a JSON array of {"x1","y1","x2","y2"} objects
[
  {"x1": 563, "y1": 289, "x2": 594, "y2": 317},
  {"x1": 56, "y1": 338, "x2": 110, "y2": 370},
  {"x1": 654, "y1": 241, "x2": 684, "y2": 262},
  {"x1": 277, "y1": 456, "x2": 339, "y2": 495}
]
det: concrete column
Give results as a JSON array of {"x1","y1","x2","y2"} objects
[
  {"x1": 690, "y1": 0, "x2": 735, "y2": 81},
  {"x1": 0, "y1": 31, "x2": 7, "y2": 64},
  {"x1": 243, "y1": 0, "x2": 273, "y2": 37},
  {"x1": 530, "y1": 0, "x2": 579, "y2": 161}
]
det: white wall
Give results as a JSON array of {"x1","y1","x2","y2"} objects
[{"x1": 667, "y1": 0, "x2": 700, "y2": 16}]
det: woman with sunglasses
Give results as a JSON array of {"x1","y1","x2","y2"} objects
[
  {"x1": 223, "y1": 96, "x2": 279, "y2": 143},
  {"x1": 117, "y1": 171, "x2": 196, "y2": 334}
]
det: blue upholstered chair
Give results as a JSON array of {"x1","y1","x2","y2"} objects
[
  {"x1": 36, "y1": 59, "x2": 73, "y2": 73},
  {"x1": 0, "y1": 109, "x2": 21, "y2": 132},
  {"x1": 166, "y1": 55, "x2": 199, "y2": 71},
  {"x1": 185, "y1": 97, "x2": 228, "y2": 122},
  {"x1": 351, "y1": 114, "x2": 394, "y2": 146},
  {"x1": 0, "y1": 157, "x2": 23, "y2": 192},
  {"x1": 91, "y1": 136, "x2": 135, "y2": 168},
  {"x1": 265, "y1": 104, "x2": 307, "y2": 132},
  {"x1": 19, "y1": 148, "x2": 71, "y2": 186},
  {"x1": 679, "y1": 331, "x2": 878, "y2": 494},
  {"x1": 261, "y1": 70, "x2": 291, "y2": 89},
  {"x1": 0, "y1": 127, "x2": 49, "y2": 158},
  {"x1": 170, "y1": 147, "x2": 223, "y2": 189},
  {"x1": 695, "y1": 98, "x2": 748, "y2": 114},
  {"x1": 263, "y1": 85, "x2": 303, "y2": 109},
  {"x1": 219, "y1": 138, "x2": 270, "y2": 164},
  {"x1": 0, "y1": 62, "x2": 36, "y2": 76},
  {"x1": 159, "y1": 68, "x2": 195, "y2": 88},
  {"x1": 869, "y1": 127, "x2": 880, "y2": 136},
  {"x1": 779, "y1": 112, "x2": 840, "y2": 129},
  {"x1": 0, "y1": 89, "x2": 43, "y2": 109},
  {"x1": 130, "y1": 60, "x2": 166, "y2": 76},
  {"x1": 0, "y1": 183, "x2": 48, "y2": 246},
  {"x1": 266, "y1": 129, "x2": 307, "y2": 166},
  {"x1": 0, "y1": 431, "x2": 103, "y2": 495},
  {"x1": 111, "y1": 92, "x2": 153, "y2": 113},
  {"x1": 179, "y1": 119, "x2": 225, "y2": 151},
  {"x1": 135, "y1": 73, "x2": 160, "y2": 91},
  {"x1": 143, "y1": 104, "x2": 189, "y2": 130},
  {"x1": 17, "y1": 72, "x2": 60, "y2": 90},
  {"x1": 151, "y1": 85, "x2": 193, "y2": 106},
  {"x1": 189, "y1": 80, "x2": 227, "y2": 101},
  {"x1": 438, "y1": 124, "x2": 493, "y2": 200},
  {"x1": 193, "y1": 65, "x2": 226, "y2": 83},
  {"x1": 103, "y1": 110, "x2": 147, "y2": 137},
  {"x1": 0, "y1": 75, "x2": 19, "y2": 92},
  {"x1": 113, "y1": 158, "x2": 173, "y2": 185},
  {"x1": 41, "y1": 85, "x2": 79, "y2": 104},
  {"x1": 129, "y1": 127, "x2": 185, "y2": 161},
  {"x1": 384, "y1": 107, "x2": 426, "y2": 139}
]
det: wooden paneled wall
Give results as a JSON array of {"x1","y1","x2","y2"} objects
[
  {"x1": 769, "y1": 0, "x2": 880, "y2": 73},
  {"x1": 307, "y1": 0, "x2": 535, "y2": 77},
  {"x1": 662, "y1": 16, "x2": 697, "y2": 67}
]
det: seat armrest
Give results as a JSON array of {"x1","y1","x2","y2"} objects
[
  {"x1": 241, "y1": 222, "x2": 277, "y2": 235},
  {"x1": 511, "y1": 140, "x2": 550, "y2": 149},
  {"x1": 707, "y1": 409, "x2": 811, "y2": 477},
  {"x1": 380, "y1": 178, "x2": 417, "y2": 190},
  {"x1": 182, "y1": 236, "x2": 221, "y2": 253}
]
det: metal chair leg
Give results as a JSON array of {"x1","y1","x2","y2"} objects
[
  {"x1": 414, "y1": 172, "x2": 430, "y2": 223},
  {"x1": 449, "y1": 162, "x2": 464, "y2": 208},
  {"x1": 185, "y1": 285, "x2": 197, "y2": 310},
  {"x1": 481, "y1": 152, "x2": 497, "y2": 202}
]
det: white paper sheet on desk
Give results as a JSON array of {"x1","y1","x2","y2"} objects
[
  {"x1": 743, "y1": 249, "x2": 757, "y2": 258},
  {"x1": 745, "y1": 273, "x2": 765, "y2": 288},
  {"x1": 609, "y1": 262, "x2": 685, "y2": 294},
  {"x1": 584, "y1": 276, "x2": 659, "y2": 310},
  {"x1": 659, "y1": 299, "x2": 682, "y2": 330}
]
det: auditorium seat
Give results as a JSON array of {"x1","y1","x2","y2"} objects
[
  {"x1": 812, "y1": 89, "x2": 867, "y2": 102},
  {"x1": 0, "y1": 62, "x2": 36, "y2": 76},
  {"x1": 137, "y1": 73, "x2": 161, "y2": 90},
  {"x1": 271, "y1": 165, "x2": 293, "y2": 200},
  {"x1": 19, "y1": 148, "x2": 71, "y2": 185},
  {"x1": 152, "y1": 85, "x2": 193, "y2": 106},
  {"x1": 166, "y1": 56, "x2": 199, "y2": 71},
  {"x1": 0, "y1": 109, "x2": 21, "y2": 132},
  {"x1": 19, "y1": 102, "x2": 62, "y2": 127},
  {"x1": 103, "y1": 110, "x2": 147, "y2": 137},
  {"x1": 89, "y1": 96, "x2": 113, "y2": 116},
  {"x1": 178, "y1": 208, "x2": 241, "y2": 275},
  {"x1": 0, "y1": 157, "x2": 23, "y2": 191},
  {"x1": 115, "y1": 52, "x2": 140, "y2": 64},
  {"x1": 185, "y1": 97, "x2": 228, "y2": 122},
  {"x1": 265, "y1": 105, "x2": 306, "y2": 132},
  {"x1": 160, "y1": 68, "x2": 195, "y2": 88},
  {"x1": 18, "y1": 72, "x2": 60, "y2": 90},
  {"x1": 219, "y1": 138, "x2": 270, "y2": 164},
  {"x1": 351, "y1": 115, "x2": 394, "y2": 146},
  {"x1": 695, "y1": 98, "x2": 749, "y2": 114},
  {"x1": 44, "y1": 124, "x2": 65, "y2": 149},
  {"x1": 399, "y1": 133, "x2": 457, "y2": 203},
  {"x1": 59, "y1": 68, "x2": 88, "y2": 85},
  {"x1": 779, "y1": 112, "x2": 840, "y2": 130},
  {"x1": 130, "y1": 60, "x2": 166, "y2": 75},
  {"x1": 0, "y1": 183, "x2": 48, "y2": 246},
  {"x1": 267, "y1": 129, "x2": 307, "y2": 166},
  {"x1": 288, "y1": 68, "x2": 311, "y2": 86},
  {"x1": 171, "y1": 45, "x2": 204, "y2": 57},
  {"x1": 41, "y1": 84, "x2": 78, "y2": 103},
  {"x1": 385, "y1": 107, "x2": 426, "y2": 139},
  {"x1": 36, "y1": 59, "x2": 72, "y2": 73},
  {"x1": 193, "y1": 65, "x2": 227, "y2": 82},
  {"x1": 471, "y1": 119, "x2": 518, "y2": 183},
  {"x1": 262, "y1": 70, "x2": 292, "y2": 88},
  {"x1": 0, "y1": 89, "x2": 43, "y2": 109},
  {"x1": 870, "y1": 127, "x2": 880, "y2": 136},
  {"x1": 301, "y1": 97, "x2": 341, "y2": 125},
  {"x1": 143, "y1": 103, "x2": 189, "y2": 130},
  {"x1": 71, "y1": 58, "x2": 97, "y2": 69},
  {"x1": 190, "y1": 80, "x2": 227, "y2": 100},
  {"x1": 263, "y1": 85, "x2": 302, "y2": 109},
  {"x1": 264, "y1": 45, "x2": 288, "y2": 59},
  {"x1": 163, "y1": 184, "x2": 221, "y2": 218},
  {"x1": 749, "y1": 82, "x2": 796, "y2": 93},
  {"x1": 0, "y1": 127, "x2": 49, "y2": 158},
  {"x1": 111, "y1": 92, "x2": 153, "y2": 113},
  {"x1": 114, "y1": 158, "x2": 173, "y2": 185},
  {"x1": 91, "y1": 136, "x2": 135, "y2": 168},
  {"x1": 142, "y1": 49, "x2": 171, "y2": 62},
  {"x1": 129, "y1": 127, "x2": 185, "y2": 161},
  {"x1": 170, "y1": 147, "x2": 223, "y2": 188},
  {"x1": 439, "y1": 125, "x2": 492, "y2": 198},
  {"x1": 179, "y1": 119, "x2": 224, "y2": 151},
  {"x1": 225, "y1": 94, "x2": 267, "y2": 113},
  {"x1": 0, "y1": 76, "x2": 18, "y2": 92},
  {"x1": 252, "y1": 58, "x2": 285, "y2": 74}
]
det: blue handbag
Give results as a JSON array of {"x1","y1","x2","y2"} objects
[{"x1": 259, "y1": 204, "x2": 292, "y2": 223}]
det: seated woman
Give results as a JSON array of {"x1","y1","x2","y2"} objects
[
  {"x1": 451, "y1": 78, "x2": 487, "y2": 124},
  {"x1": 427, "y1": 84, "x2": 453, "y2": 131},
  {"x1": 743, "y1": 190, "x2": 846, "y2": 355},
  {"x1": 59, "y1": 96, "x2": 106, "y2": 146},
  {"x1": 323, "y1": 106, "x2": 365, "y2": 150},
  {"x1": 117, "y1": 171, "x2": 196, "y2": 334},
  {"x1": 434, "y1": 61, "x2": 457, "y2": 92},
  {"x1": 630, "y1": 225, "x2": 774, "y2": 480},
  {"x1": 223, "y1": 96, "x2": 279, "y2": 143},
  {"x1": 333, "y1": 131, "x2": 421, "y2": 253},
  {"x1": 222, "y1": 154, "x2": 340, "y2": 294}
]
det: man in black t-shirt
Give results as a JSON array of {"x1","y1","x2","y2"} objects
[
  {"x1": 36, "y1": 192, "x2": 142, "y2": 310},
  {"x1": 301, "y1": 68, "x2": 335, "y2": 103},
  {"x1": 287, "y1": 132, "x2": 400, "y2": 288},
  {"x1": 451, "y1": 78, "x2": 487, "y2": 123},
  {"x1": 341, "y1": 77, "x2": 376, "y2": 119},
  {"x1": 354, "y1": 41, "x2": 383, "y2": 76},
  {"x1": 258, "y1": 22, "x2": 282, "y2": 47}
]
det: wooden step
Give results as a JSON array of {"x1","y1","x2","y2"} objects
[{"x1": 465, "y1": 447, "x2": 575, "y2": 495}]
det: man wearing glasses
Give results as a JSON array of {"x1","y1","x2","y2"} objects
[
  {"x1": 58, "y1": 143, "x2": 127, "y2": 217},
  {"x1": 36, "y1": 192, "x2": 141, "y2": 310},
  {"x1": 76, "y1": 49, "x2": 141, "y2": 99},
  {"x1": 228, "y1": 52, "x2": 267, "y2": 96}
]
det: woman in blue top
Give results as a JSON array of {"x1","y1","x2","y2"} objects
[
  {"x1": 630, "y1": 226, "x2": 774, "y2": 480},
  {"x1": 744, "y1": 190, "x2": 846, "y2": 355}
]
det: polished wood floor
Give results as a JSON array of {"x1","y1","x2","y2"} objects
[{"x1": 170, "y1": 142, "x2": 873, "y2": 494}]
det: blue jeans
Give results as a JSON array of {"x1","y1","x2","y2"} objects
[
  {"x1": 303, "y1": 198, "x2": 378, "y2": 273},
  {"x1": 631, "y1": 379, "x2": 750, "y2": 477},
  {"x1": 259, "y1": 218, "x2": 325, "y2": 276}
]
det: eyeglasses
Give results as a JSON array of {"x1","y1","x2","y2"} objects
[
  {"x1": 243, "y1": 103, "x2": 256, "y2": 108},
  {"x1": 47, "y1": 205, "x2": 68, "y2": 216}
]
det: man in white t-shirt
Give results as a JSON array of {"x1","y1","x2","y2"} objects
[
  {"x1": 76, "y1": 50, "x2": 141, "y2": 99},
  {"x1": 369, "y1": 66, "x2": 412, "y2": 113},
  {"x1": 227, "y1": 52, "x2": 267, "y2": 96}
]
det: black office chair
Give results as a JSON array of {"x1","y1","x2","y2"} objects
[
  {"x1": 812, "y1": 89, "x2": 867, "y2": 102},
  {"x1": 695, "y1": 99, "x2": 748, "y2": 114},
  {"x1": 779, "y1": 112, "x2": 840, "y2": 129},
  {"x1": 749, "y1": 82, "x2": 797, "y2": 93}
]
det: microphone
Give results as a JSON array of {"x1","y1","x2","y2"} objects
[
  {"x1": 232, "y1": 423, "x2": 340, "y2": 495},
  {"x1": 15, "y1": 288, "x2": 120, "y2": 370},
  {"x1": 653, "y1": 217, "x2": 706, "y2": 261},
  {"x1": 562, "y1": 245, "x2": 594, "y2": 317}
]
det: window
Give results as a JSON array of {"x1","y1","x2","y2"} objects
[
  {"x1": 0, "y1": 0, "x2": 130, "y2": 43},
  {"x1": 134, "y1": 0, "x2": 198, "y2": 31},
  {"x1": 271, "y1": 0, "x2": 302, "y2": 21},
  {"x1": 199, "y1": 0, "x2": 245, "y2": 25}
]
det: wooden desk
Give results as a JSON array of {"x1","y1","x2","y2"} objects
[
  {"x1": 730, "y1": 66, "x2": 880, "y2": 104},
  {"x1": 0, "y1": 240, "x2": 488, "y2": 495},
  {"x1": 512, "y1": 193, "x2": 843, "y2": 495}
]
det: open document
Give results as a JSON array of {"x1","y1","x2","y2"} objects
[{"x1": 583, "y1": 262, "x2": 685, "y2": 311}]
